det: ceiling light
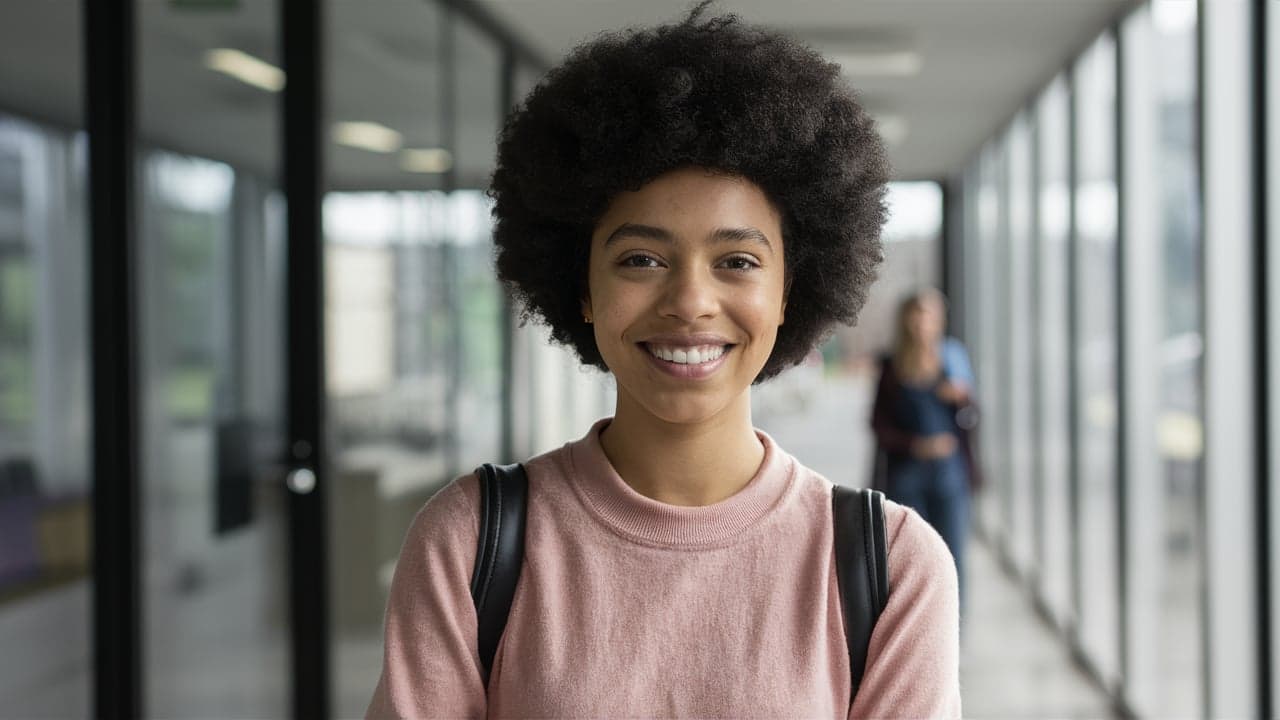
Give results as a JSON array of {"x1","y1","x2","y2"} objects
[
  {"x1": 873, "y1": 114, "x2": 908, "y2": 146},
  {"x1": 831, "y1": 51, "x2": 923, "y2": 77},
  {"x1": 204, "y1": 48, "x2": 285, "y2": 92},
  {"x1": 400, "y1": 148, "x2": 454, "y2": 173},
  {"x1": 332, "y1": 122, "x2": 403, "y2": 153}
]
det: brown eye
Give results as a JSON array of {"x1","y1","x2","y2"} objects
[
  {"x1": 720, "y1": 255, "x2": 759, "y2": 271},
  {"x1": 621, "y1": 254, "x2": 661, "y2": 268}
]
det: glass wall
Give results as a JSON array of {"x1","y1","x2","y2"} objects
[
  {"x1": 137, "y1": 2, "x2": 289, "y2": 716},
  {"x1": 1033, "y1": 75, "x2": 1074, "y2": 629},
  {"x1": 321, "y1": 3, "x2": 563, "y2": 713},
  {"x1": 1071, "y1": 31, "x2": 1121, "y2": 685},
  {"x1": 451, "y1": 18, "x2": 504, "y2": 472},
  {"x1": 974, "y1": 144, "x2": 1004, "y2": 539},
  {"x1": 0, "y1": 118, "x2": 91, "y2": 717},
  {"x1": 958, "y1": 2, "x2": 1215, "y2": 713},
  {"x1": 324, "y1": 2, "x2": 449, "y2": 714},
  {"x1": 0, "y1": 3, "x2": 91, "y2": 716},
  {"x1": 1120, "y1": 2, "x2": 1203, "y2": 716},
  {"x1": 1005, "y1": 115, "x2": 1035, "y2": 575}
]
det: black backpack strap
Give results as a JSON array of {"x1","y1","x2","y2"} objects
[
  {"x1": 832, "y1": 485, "x2": 890, "y2": 702},
  {"x1": 470, "y1": 463, "x2": 528, "y2": 682}
]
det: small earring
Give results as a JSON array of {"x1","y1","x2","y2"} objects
[{"x1": 584, "y1": 315, "x2": 593, "y2": 324}]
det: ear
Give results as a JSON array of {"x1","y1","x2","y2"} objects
[
  {"x1": 779, "y1": 279, "x2": 791, "y2": 325},
  {"x1": 580, "y1": 295, "x2": 593, "y2": 323}
]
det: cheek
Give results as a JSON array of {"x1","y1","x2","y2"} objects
[{"x1": 733, "y1": 286, "x2": 787, "y2": 342}]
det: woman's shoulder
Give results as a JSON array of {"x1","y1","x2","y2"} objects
[
  {"x1": 399, "y1": 473, "x2": 481, "y2": 556},
  {"x1": 409, "y1": 443, "x2": 577, "y2": 536},
  {"x1": 882, "y1": 499, "x2": 957, "y2": 586}
]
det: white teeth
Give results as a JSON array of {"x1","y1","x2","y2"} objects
[{"x1": 647, "y1": 344, "x2": 726, "y2": 365}]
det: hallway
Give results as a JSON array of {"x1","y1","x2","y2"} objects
[{"x1": 754, "y1": 370, "x2": 1115, "y2": 719}]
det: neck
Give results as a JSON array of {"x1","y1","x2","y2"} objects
[{"x1": 599, "y1": 389, "x2": 765, "y2": 507}]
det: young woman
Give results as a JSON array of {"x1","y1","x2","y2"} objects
[
  {"x1": 870, "y1": 289, "x2": 976, "y2": 610},
  {"x1": 368, "y1": 6, "x2": 960, "y2": 718}
]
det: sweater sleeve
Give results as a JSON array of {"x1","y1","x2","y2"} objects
[
  {"x1": 365, "y1": 475, "x2": 488, "y2": 719},
  {"x1": 870, "y1": 360, "x2": 915, "y2": 455},
  {"x1": 848, "y1": 504, "x2": 961, "y2": 720}
]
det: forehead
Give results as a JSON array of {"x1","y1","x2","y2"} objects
[{"x1": 592, "y1": 167, "x2": 783, "y2": 241}]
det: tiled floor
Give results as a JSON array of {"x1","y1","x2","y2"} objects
[{"x1": 960, "y1": 539, "x2": 1115, "y2": 719}]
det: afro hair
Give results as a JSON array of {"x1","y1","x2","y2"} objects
[{"x1": 488, "y1": 2, "x2": 890, "y2": 381}]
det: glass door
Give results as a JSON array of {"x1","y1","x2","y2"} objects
[{"x1": 137, "y1": 2, "x2": 290, "y2": 715}]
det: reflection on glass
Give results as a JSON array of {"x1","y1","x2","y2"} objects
[
  {"x1": 325, "y1": 186, "x2": 506, "y2": 713},
  {"x1": 1072, "y1": 32, "x2": 1121, "y2": 684},
  {"x1": 0, "y1": 114, "x2": 91, "y2": 718},
  {"x1": 1150, "y1": 2, "x2": 1203, "y2": 714},
  {"x1": 324, "y1": 3, "x2": 509, "y2": 714},
  {"x1": 138, "y1": 0, "x2": 288, "y2": 715}
]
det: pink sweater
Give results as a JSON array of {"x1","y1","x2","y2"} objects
[{"x1": 367, "y1": 419, "x2": 961, "y2": 719}]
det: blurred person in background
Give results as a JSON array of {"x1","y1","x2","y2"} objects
[
  {"x1": 366, "y1": 4, "x2": 961, "y2": 718},
  {"x1": 870, "y1": 288, "x2": 977, "y2": 610}
]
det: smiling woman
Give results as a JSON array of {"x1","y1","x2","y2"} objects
[{"x1": 366, "y1": 4, "x2": 961, "y2": 718}]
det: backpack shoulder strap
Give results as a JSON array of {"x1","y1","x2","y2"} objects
[
  {"x1": 832, "y1": 485, "x2": 890, "y2": 702},
  {"x1": 470, "y1": 462, "x2": 529, "y2": 682}
]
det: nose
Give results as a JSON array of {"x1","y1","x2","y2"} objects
[{"x1": 658, "y1": 264, "x2": 718, "y2": 321}]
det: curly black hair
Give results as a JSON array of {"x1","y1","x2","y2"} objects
[{"x1": 489, "y1": 2, "x2": 889, "y2": 381}]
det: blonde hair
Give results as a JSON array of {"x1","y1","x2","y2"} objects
[{"x1": 892, "y1": 288, "x2": 948, "y2": 364}]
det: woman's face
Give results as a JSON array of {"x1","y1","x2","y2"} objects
[
  {"x1": 584, "y1": 167, "x2": 788, "y2": 426},
  {"x1": 904, "y1": 297, "x2": 944, "y2": 344}
]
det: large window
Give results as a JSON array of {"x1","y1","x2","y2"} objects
[
  {"x1": 1006, "y1": 115, "x2": 1036, "y2": 574},
  {"x1": 137, "y1": 2, "x2": 290, "y2": 716},
  {"x1": 1119, "y1": 2, "x2": 1203, "y2": 715},
  {"x1": 0, "y1": 115, "x2": 91, "y2": 718},
  {"x1": 1071, "y1": 31, "x2": 1121, "y2": 685},
  {"x1": 1033, "y1": 75, "x2": 1074, "y2": 629},
  {"x1": 974, "y1": 144, "x2": 1004, "y2": 538}
]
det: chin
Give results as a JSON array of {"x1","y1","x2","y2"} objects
[{"x1": 631, "y1": 387, "x2": 743, "y2": 427}]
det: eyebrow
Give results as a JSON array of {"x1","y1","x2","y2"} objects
[{"x1": 603, "y1": 222, "x2": 774, "y2": 252}]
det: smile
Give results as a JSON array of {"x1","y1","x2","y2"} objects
[
  {"x1": 639, "y1": 342, "x2": 734, "y2": 380},
  {"x1": 644, "y1": 343, "x2": 726, "y2": 365}
]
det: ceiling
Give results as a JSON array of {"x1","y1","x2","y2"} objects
[
  {"x1": 0, "y1": 0, "x2": 1139, "y2": 188},
  {"x1": 478, "y1": 0, "x2": 1142, "y2": 180}
]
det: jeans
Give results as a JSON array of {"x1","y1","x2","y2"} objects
[{"x1": 885, "y1": 453, "x2": 970, "y2": 613}]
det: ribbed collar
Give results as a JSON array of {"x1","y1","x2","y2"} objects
[{"x1": 564, "y1": 418, "x2": 797, "y2": 549}]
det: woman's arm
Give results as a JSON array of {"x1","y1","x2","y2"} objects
[
  {"x1": 848, "y1": 505, "x2": 961, "y2": 720},
  {"x1": 365, "y1": 476, "x2": 488, "y2": 719},
  {"x1": 937, "y1": 338, "x2": 975, "y2": 405}
]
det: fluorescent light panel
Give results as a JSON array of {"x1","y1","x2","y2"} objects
[
  {"x1": 832, "y1": 51, "x2": 923, "y2": 77},
  {"x1": 400, "y1": 148, "x2": 453, "y2": 173},
  {"x1": 204, "y1": 48, "x2": 285, "y2": 92},
  {"x1": 873, "y1": 114, "x2": 908, "y2": 146},
  {"x1": 332, "y1": 122, "x2": 403, "y2": 153}
]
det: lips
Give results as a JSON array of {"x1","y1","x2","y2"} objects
[{"x1": 638, "y1": 334, "x2": 735, "y2": 379}]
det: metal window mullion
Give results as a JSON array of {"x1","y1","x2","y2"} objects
[
  {"x1": 281, "y1": 0, "x2": 330, "y2": 716},
  {"x1": 85, "y1": 0, "x2": 142, "y2": 715},
  {"x1": 1257, "y1": 0, "x2": 1275, "y2": 716}
]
